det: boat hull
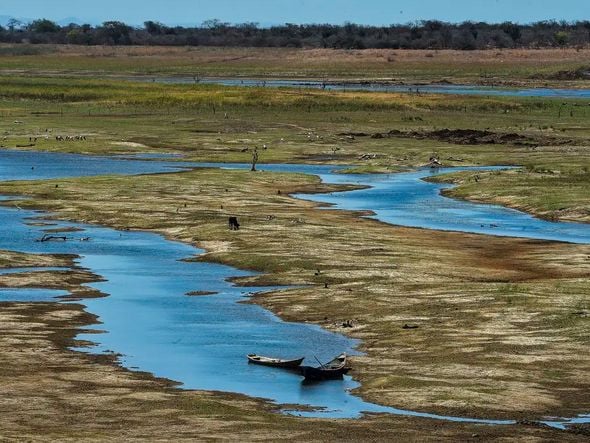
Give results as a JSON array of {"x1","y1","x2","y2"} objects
[
  {"x1": 299, "y1": 354, "x2": 350, "y2": 380},
  {"x1": 300, "y1": 365, "x2": 350, "y2": 380},
  {"x1": 247, "y1": 354, "x2": 304, "y2": 369}
]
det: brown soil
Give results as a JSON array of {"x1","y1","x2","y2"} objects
[
  {"x1": 543, "y1": 67, "x2": 590, "y2": 81},
  {"x1": 341, "y1": 129, "x2": 576, "y2": 147}
]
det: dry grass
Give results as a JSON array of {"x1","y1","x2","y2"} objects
[
  {"x1": 1, "y1": 45, "x2": 589, "y2": 84},
  {"x1": 431, "y1": 169, "x2": 590, "y2": 223}
]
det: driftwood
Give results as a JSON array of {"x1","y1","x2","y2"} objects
[
  {"x1": 428, "y1": 156, "x2": 443, "y2": 168},
  {"x1": 402, "y1": 324, "x2": 419, "y2": 330},
  {"x1": 359, "y1": 153, "x2": 378, "y2": 160},
  {"x1": 36, "y1": 234, "x2": 67, "y2": 243}
]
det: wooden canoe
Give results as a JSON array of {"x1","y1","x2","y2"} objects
[
  {"x1": 247, "y1": 354, "x2": 305, "y2": 369},
  {"x1": 299, "y1": 353, "x2": 350, "y2": 380}
]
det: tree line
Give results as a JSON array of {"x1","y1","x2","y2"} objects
[{"x1": 1, "y1": 18, "x2": 590, "y2": 49}]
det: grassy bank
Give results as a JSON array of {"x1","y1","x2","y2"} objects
[
  {"x1": 1, "y1": 45, "x2": 589, "y2": 87},
  {"x1": 429, "y1": 168, "x2": 590, "y2": 223},
  {"x1": 0, "y1": 74, "x2": 588, "y2": 222}
]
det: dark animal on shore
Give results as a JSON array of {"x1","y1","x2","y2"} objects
[
  {"x1": 342, "y1": 320, "x2": 354, "y2": 328},
  {"x1": 228, "y1": 216, "x2": 240, "y2": 231}
]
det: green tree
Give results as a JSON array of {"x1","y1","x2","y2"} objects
[
  {"x1": 29, "y1": 19, "x2": 60, "y2": 33},
  {"x1": 144, "y1": 21, "x2": 164, "y2": 35},
  {"x1": 554, "y1": 31, "x2": 569, "y2": 47},
  {"x1": 99, "y1": 21, "x2": 132, "y2": 45},
  {"x1": 66, "y1": 29, "x2": 92, "y2": 45},
  {"x1": 501, "y1": 22, "x2": 521, "y2": 42}
]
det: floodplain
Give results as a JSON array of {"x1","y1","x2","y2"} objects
[{"x1": 0, "y1": 46, "x2": 589, "y2": 441}]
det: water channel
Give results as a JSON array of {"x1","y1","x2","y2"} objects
[
  {"x1": 131, "y1": 76, "x2": 590, "y2": 99},
  {"x1": 0, "y1": 150, "x2": 588, "y2": 428}
]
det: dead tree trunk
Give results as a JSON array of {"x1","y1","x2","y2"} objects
[{"x1": 251, "y1": 147, "x2": 259, "y2": 172}]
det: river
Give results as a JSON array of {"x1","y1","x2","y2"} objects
[
  {"x1": 0, "y1": 150, "x2": 588, "y2": 428},
  {"x1": 130, "y1": 76, "x2": 590, "y2": 99}
]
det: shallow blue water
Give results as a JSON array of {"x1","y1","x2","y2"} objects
[
  {"x1": 0, "y1": 150, "x2": 192, "y2": 181},
  {"x1": 4, "y1": 150, "x2": 589, "y2": 245},
  {"x1": 135, "y1": 76, "x2": 590, "y2": 99},
  {"x1": 0, "y1": 203, "x2": 364, "y2": 416},
  {"x1": 0, "y1": 267, "x2": 70, "y2": 275},
  {"x1": 199, "y1": 163, "x2": 590, "y2": 244},
  {"x1": 0, "y1": 288, "x2": 70, "y2": 300},
  {"x1": 0, "y1": 150, "x2": 588, "y2": 427},
  {"x1": 0, "y1": 206, "x2": 516, "y2": 423}
]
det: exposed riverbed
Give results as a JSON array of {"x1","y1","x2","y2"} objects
[{"x1": 0, "y1": 150, "x2": 588, "y2": 427}]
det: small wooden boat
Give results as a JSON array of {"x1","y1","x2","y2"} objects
[
  {"x1": 247, "y1": 354, "x2": 305, "y2": 369},
  {"x1": 299, "y1": 353, "x2": 350, "y2": 380}
]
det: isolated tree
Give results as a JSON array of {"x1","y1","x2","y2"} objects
[
  {"x1": 98, "y1": 21, "x2": 132, "y2": 45},
  {"x1": 7, "y1": 18, "x2": 22, "y2": 32},
  {"x1": 501, "y1": 22, "x2": 522, "y2": 43},
  {"x1": 555, "y1": 31, "x2": 570, "y2": 47},
  {"x1": 144, "y1": 21, "x2": 165, "y2": 35},
  {"x1": 28, "y1": 19, "x2": 60, "y2": 33}
]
